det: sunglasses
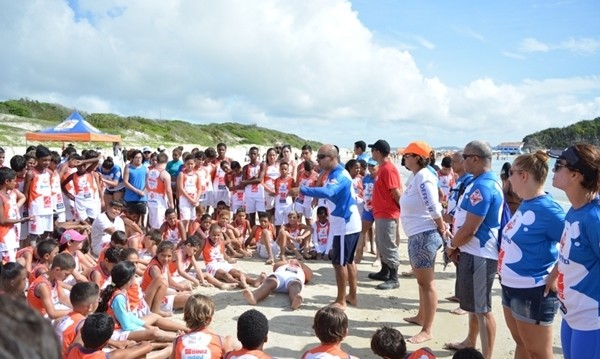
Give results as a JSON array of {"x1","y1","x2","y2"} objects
[
  {"x1": 316, "y1": 154, "x2": 330, "y2": 160},
  {"x1": 462, "y1": 154, "x2": 479, "y2": 160},
  {"x1": 403, "y1": 153, "x2": 417, "y2": 159},
  {"x1": 553, "y1": 162, "x2": 569, "y2": 173}
]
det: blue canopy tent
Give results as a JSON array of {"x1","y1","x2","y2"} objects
[{"x1": 25, "y1": 111, "x2": 121, "y2": 143}]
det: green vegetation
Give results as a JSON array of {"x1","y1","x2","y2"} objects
[
  {"x1": 523, "y1": 117, "x2": 600, "y2": 149},
  {"x1": 0, "y1": 98, "x2": 321, "y2": 149}
]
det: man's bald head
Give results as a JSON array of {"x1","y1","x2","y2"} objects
[{"x1": 317, "y1": 144, "x2": 339, "y2": 169}]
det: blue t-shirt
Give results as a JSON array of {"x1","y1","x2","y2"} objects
[
  {"x1": 499, "y1": 194, "x2": 565, "y2": 288},
  {"x1": 301, "y1": 164, "x2": 361, "y2": 236},
  {"x1": 98, "y1": 164, "x2": 123, "y2": 191},
  {"x1": 447, "y1": 173, "x2": 474, "y2": 217},
  {"x1": 456, "y1": 171, "x2": 503, "y2": 259},
  {"x1": 166, "y1": 159, "x2": 183, "y2": 179},
  {"x1": 558, "y1": 199, "x2": 600, "y2": 331}
]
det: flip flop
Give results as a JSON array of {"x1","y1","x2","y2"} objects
[
  {"x1": 445, "y1": 296, "x2": 460, "y2": 302},
  {"x1": 450, "y1": 307, "x2": 467, "y2": 315}
]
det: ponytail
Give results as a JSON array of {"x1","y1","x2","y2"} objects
[{"x1": 96, "y1": 261, "x2": 136, "y2": 313}]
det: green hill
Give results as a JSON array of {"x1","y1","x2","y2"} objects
[
  {"x1": 523, "y1": 117, "x2": 600, "y2": 149},
  {"x1": 0, "y1": 98, "x2": 321, "y2": 149}
]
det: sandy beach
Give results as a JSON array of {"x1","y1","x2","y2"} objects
[{"x1": 2, "y1": 143, "x2": 564, "y2": 358}]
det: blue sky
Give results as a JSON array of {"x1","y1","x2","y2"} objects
[{"x1": 0, "y1": 0, "x2": 598, "y2": 149}]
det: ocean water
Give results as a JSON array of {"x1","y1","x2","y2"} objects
[{"x1": 394, "y1": 155, "x2": 571, "y2": 211}]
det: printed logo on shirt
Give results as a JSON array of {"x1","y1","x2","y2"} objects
[{"x1": 469, "y1": 189, "x2": 483, "y2": 206}]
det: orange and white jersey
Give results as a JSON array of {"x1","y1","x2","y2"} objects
[
  {"x1": 197, "y1": 166, "x2": 213, "y2": 201},
  {"x1": 313, "y1": 221, "x2": 331, "y2": 246},
  {"x1": 234, "y1": 220, "x2": 249, "y2": 239},
  {"x1": 230, "y1": 174, "x2": 244, "y2": 208},
  {"x1": 72, "y1": 172, "x2": 98, "y2": 201},
  {"x1": 284, "y1": 223, "x2": 302, "y2": 238},
  {"x1": 163, "y1": 221, "x2": 183, "y2": 245},
  {"x1": 65, "y1": 344, "x2": 107, "y2": 359},
  {"x1": 54, "y1": 311, "x2": 86, "y2": 358},
  {"x1": 244, "y1": 163, "x2": 264, "y2": 198},
  {"x1": 225, "y1": 349, "x2": 272, "y2": 359},
  {"x1": 168, "y1": 249, "x2": 192, "y2": 276},
  {"x1": 27, "y1": 274, "x2": 59, "y2": 317},
  {"x1": 302, "y1": 344, "x2": 354, "y2": 359},
  {"x1": 61, "y1": 167, "x2": 77, "y2": 196},
  {"x1": 141, "y1": 258, "x2": 167, "y2": 291},
  {"x1": 0, "y1": 191, "x2": 19, "y2": 244},
  {"x1": 28, "y1": 168, "x2": 54, "y2": 215},
  {"x1": 263, "y1": 163, "x2": 279, "y2": 193},
  {"x1": 295, "y1": 171, "x2": 318, "y2": 206},
  {"x1": 181, "y1": 171, "x2": 200, "y2": 198},
  {"x1": 212, "y1": 159, "x2": 230, "y2": 191},
  {"x1": 274, "y1": 177, "x2": 294, "y2": 207},
  {"x1": 173, "y1": 329, "x2": 224, "y2": 359},
  {"x1": 51, "y1": 171, "x2": 66, "y2": 213},
  {"x1": 202, "y1": 238, "x2": 226, "y2": 265},
  {"x1": 147, "y1": 168, "x2": 167, "y2": 203}
]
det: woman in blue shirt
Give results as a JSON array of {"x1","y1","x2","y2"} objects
[
  {"x1": 98, "y1": 156, "x2": 124, "y2": 206},
  {"x1": 499, "y1": 151, "x2": 565, "y2": 359},
  {"x1": 551, "y1": 144, "x2": 600, "y2": 359}
]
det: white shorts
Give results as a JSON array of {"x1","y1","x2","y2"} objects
[
  {"x1": 28, "y1": 214, "x2": 53, "y2": 235},
  {"x1": 64, "y1": 199, "x2": 78, "y2": 221},
  {"x1": 257, "y1": 241, "x2": 281, "y2": 259},
  {"x1": 245, "y1": 196, "x2": 265, "y2": 214},
  {"x1": 294, "y1": 202, "x2": 313, "y2": 220},
  {"x1": 74, "y1": 198, "x2": 100, "y2": 221},
  {"x1": 198, "y1": 191, "x2": 209, "y2": 206},
  {"x1": 0, "y1": 242, "x2": 18, "y2": 262},
  {"x1": 271, "y1": 271, "x2": 304, "y2": 293},
  {"x1": 111, "y1": 329, "x2": 131, "y2": 341},
  {"x1": 206, "y1": 261, "x2": 233, "y2": 277},
  {"x1": 274, "y1": 203, "x2": 293, "y2": 226},
  {"x1": 265, "y1": 194, "x2": 275, "y2": 211},
  {"x1": 210, "y1": 189, "x2": 230, "y2": 208},
  {"x1": 147, "y1": 201, "x2": 167, "y2": 230},
  {"x1": 178, "y1": 196, "x2": 197, "y2": 221},
  {"x1": 160, "y1": 294, "x2": 175, "y2": 313},
  {"x1": 55, "y1": 211, "x2": 66, "y2": 223}
]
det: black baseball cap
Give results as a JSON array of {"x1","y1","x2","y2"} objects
[{"x1": 368, "y1": 139, "x2": 391, "y2": 155}]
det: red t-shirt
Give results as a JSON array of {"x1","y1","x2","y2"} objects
[{"x1": 372, "y1": 160, "x2": 402, "y2": 219}]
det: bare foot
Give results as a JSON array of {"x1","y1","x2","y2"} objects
[
  {"x1": 254, "y1": 272, "x2": 267, "y2": 287},
  {"x1": 403, "y1": 316, "x2": 423, "y2": 326},
  {"x1": 291, "y1": 294, "x2": 303, "y2": 310},
  {"x1": 443, "y1": 341, "x2": 472, "y2": 351},
  {"x1": 221, "y1": 282, "x2": 238, "y2": 290},
  {"x1": 265, "y1": 258, "x2": 274, "y2": 265},
  {"x1": 243, "y1": 288, "x2": 256, "y2": 305},
  {"x1": 329, "y1": 301, "x2": 347, "y2": 311},
  {"x1": 238, "y1": 275, "x2": 248, "y2": 289},
  {"x1": 407, "y1": 331, "x2": 432, "y2": 344},
  {"x1": 345, "y1": 296, "x2": 357, "y2": 307}
]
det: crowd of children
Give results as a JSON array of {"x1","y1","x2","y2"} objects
[{"x1": 0, "y1": 143, "x2": 491, "y2": 359}]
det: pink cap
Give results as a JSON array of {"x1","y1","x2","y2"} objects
[{"x1": 60, "y1": 229, "x2": 87, "y2": 244}]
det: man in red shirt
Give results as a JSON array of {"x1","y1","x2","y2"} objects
[{"x1": 368, "y1": 140, "x2": 402, "y2": 289}]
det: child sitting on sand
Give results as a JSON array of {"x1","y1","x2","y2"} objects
[
  {"x1": 370, "y1": 326, "x2": 436, "y2": 359},
  {"x1": 302, "y1": 306, "x2": 357, "y2": 359}
]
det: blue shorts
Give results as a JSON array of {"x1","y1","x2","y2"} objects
[
  {"x1": 501, "y1": 284, "x2": 559, "y2": 326},
  {"x1": 361, "y1": 209, "x2": 374, "y2": 222},
  {"x1": 407, "y1": 229, "x2": 442, "y2": 269},
  {"x1": 330, "y1": 232, "x2": 360, "y2": 266}
]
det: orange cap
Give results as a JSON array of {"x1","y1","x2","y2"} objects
[{"x1": 403, "y1": 141, "x2": 432, "y2": 158}]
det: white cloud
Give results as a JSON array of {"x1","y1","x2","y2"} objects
[
  {"x1": 0, "y1": 0, "x2": 598, "y2": 149},
  {"x1": 455, "y1": 26, "x2": 485, "y2": 42},
  {"x1": 501, "y1": 51, "x2": 526, "y2": 60},
  {"x1": 519, "y1": 36, "x2": 600, "y2": 54},
  {"x1": 519, "y1": 38, "x2": 551, "y2": 52}
]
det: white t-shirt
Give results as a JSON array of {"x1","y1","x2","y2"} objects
[
  {"x1": 400, "y1": 168, "x2": 443, "y2": 237},
  {"x1": 91, "y1": 212, "x2": 125, "y2": 256}
]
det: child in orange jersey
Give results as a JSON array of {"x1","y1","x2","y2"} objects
[
  {"x1": 0, "y1": 167, "x2": 29, "y2": 262},
  {"x1": 61, "y1": 154, "x2": 101, "y2": 223},
  {"x1": 276, "y1": 211, "x2": 313, "y2": 261},
  {"x1": 370, "y1": 326, "x2": 437, "y2": 359},
  {"x1": 85, "y1": 246, "x2": 122, "y2": 290},
  {"x1": 139, "y1": 228, "x2": 162, "y2": 263},
  {"x1": 311, "y1": 206, "x2": 332, "y2": 260},
  {"x1": 189, "y1": 213, "x2": 212, "y2": 240},
  {"x1": 225, "y1": 309, "x2": 272, "y2": 359},
  {"x1": 294, "y1": 160, "x2": 318, "y2": 227},
  {"x1": 0, "y1": 262, "x2": 28, "y2": 299},
  {"x1": 233, "y1": 207, "x2": 251, "y2": 245},
  {"x1": 301, "y1": 306, "x2": 357, "y2": 359},
  {"x1": 141, "y1": 241, "x2": 191, "y2": 316},
  {"x1": 160, "y1": 208, "x2": 187, "y2": 246},
  {"x1": 23, "y1": 146, "x2": 54, "y2": 244},
  {"x1": 59, "y1": 229, "x2": 93, "y2": 285},
  {"x1": 27, "y1": 252, "x2": 75, "y2": 319},
  {"x1": 120, "y1": 204, "x2": 145, "y2": 250},
  {"x1": 65, "y1": 312, "x2": 162, "y2": 359},
  {"x1": 200, "y1": 224, "x2": 266, "y2": 289},
  {"x1": 188, "y1": 206, "x2": 208, "y2": 236},
  {"x1": 171, "y1": 235, "x2": 237, "y2": 291},
  {"x1": 225, "y1": 161, "x2": 245, "y2": 214},
  {"x1": 171, "y1": 294, "x2": 237, "y2": 359},
  {"x1": 27, "y1": 238, "x2": 60, "y2": 283},
  {"x1": 55, "y1": 282, "x2": 103, "y2": 357},
  {"x1": 273, "y1": 162, "x2": 295, "y2": 233},
  {"x1": 247, "y1": 212, "x2": 279, "y2": 264},
  {"x1": 97, "y1": 261, "x2": 187, "y2": 345},
  {"x1": 177, "y1": 154, "x2": 201, "y2": 232},
  {"x1": 217, "y1": 209, "x2": 248, "y2": 258}
]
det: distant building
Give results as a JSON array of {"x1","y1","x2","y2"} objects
[{"x1": 495, "y1": 142, "x2": 524, "y2": 155}]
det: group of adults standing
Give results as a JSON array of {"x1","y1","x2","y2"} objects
[{"x1": 298, "y1": 139, "x2": 600, "y2": 359}]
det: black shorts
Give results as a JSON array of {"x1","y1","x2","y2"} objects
[
  {"x1": 126, "y1": 201, "x2": 148, "y2": 215},
  {"x1": 330, "y1": 232, "x2": 360, "y2": 266}
]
